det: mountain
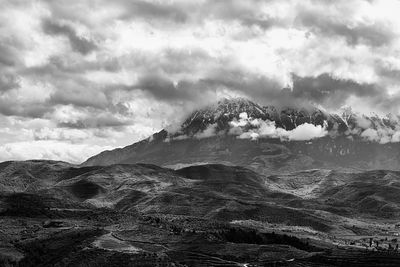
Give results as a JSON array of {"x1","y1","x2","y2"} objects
[
  {"x1": 179, "y1": 98, "x2": 340, "y2": 134},
  {"x1": 4, "y1": 99, "x2": 400, "y2": 266},
  {"x1": 82, "y1": 98, "x2": 400, "y2": 172}
]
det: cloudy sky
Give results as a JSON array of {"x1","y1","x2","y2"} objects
[{"x1": 1, "y1": 0, "x2": 400, "y2": 163}]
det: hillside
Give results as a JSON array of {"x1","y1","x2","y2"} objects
[
  {"x1": 2, "y1": 160, "x2": 400, "y2": 227},
  {"x1": 3, "y1": 160, "x2": 400, "y2": 265},
  {"x1": 83, "y1": 98, "x2": 400, "y2": 172}
]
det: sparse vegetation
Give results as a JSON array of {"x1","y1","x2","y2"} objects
[{"x1": 1, "y1": 161, "x2": 400, "y2": 266}]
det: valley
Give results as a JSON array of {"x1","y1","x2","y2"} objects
[
  {"x1": 1, "y1": 160, "x2": 400, "y2": 266},
  {"x1": 2, "y1": 99, "x2": 400, "y2": 266}
]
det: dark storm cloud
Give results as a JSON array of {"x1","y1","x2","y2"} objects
[
  {"x1": 296, "y1": 10, "x2": 394, "y2": 46},
  {"x1": 131, "y1": 75, "x2": 193, "y2": 101},
  {"x1": 119, "y1": 69, "x2": 289, "y2": 108},
  {"x1": 203, "y1": 0, "x2": 280, "y2": 30},
  {"x1": 0, "y1": 99, "x2": 51, "y2": 118},
  {"x1": 291, "y1": 74, "x2": 383, "y2": 107},
  {"x1": 46, "y1": 56, "x2": 121, "y2": 73},
  {"x1": 183, "y1": 69, "x2": 396, "y2": 113},
  {"x1": 379, "y1": 69, "x2": 400, "y2": 80},
  {"x1": 0, "y1": 43, "x2": 21, "y2": 67},
  {"x1": 49, "y1": 90, "x2": 108, "y2": 109},
  {"x1": 135, "y1": 75, "x2": 178, "y2": 99},
  {"x1": 2, "y1": 0, "x2": 400, "y2": 163},
  {"x1": 22, "y1": 56, "x2": 122, "y2": 78},
  {"x1": 113, "y1": 68, "x2": 395, "y2": 114},
  {"x1": 49, "y1": 82, "x2": 109, "y2": 110},
  {"x1": 57, "y1": 114, "x2": 131, "y2": 129},
  {"x1": 199, "y1": 69, "x2": 299, "y2": 107},
  {"x1": 19, "y1": 66, "x2": 111, "y2": 111},
  {"x1": 0, "y1": 73, "x2": 19, "y2": 91},
  {"x1": 119, "y1": 74, "x2": 214, "y2": 103},
  {"x1": 114, "y1": 0, "x2": 279, "y2": 30},
  {"x1": 240, "y1": 17, "x2": 278, "y2": 30},
  {"x1": 158, "y1": 49, "x2": 212, "y2": 75},
  {"x1": 118, "y1": 1, "x2": 188, "y2": 23},
  {"x1": 375, "y1": 64, "x2": 400, "y2": 82},
  {"x1": 42, "y1": 19, "x2": 97, "y2": 55}
]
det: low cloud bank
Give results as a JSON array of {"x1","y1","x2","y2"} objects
[
  {"x1": 166, "y1": 110, "x2": 400, "y2": 144},
  {"x1": 169, "y1": 112, "x2": 329, "y2": 141},
  {"x1": 356, "y1": 118, "x2": 400, "y2": 144},
  {"x1": 229, "y1": 112, "x2": 328, "y2": 141},
  {"x1": 0, "y1": 141, "x2": 111, "y2": 164}
]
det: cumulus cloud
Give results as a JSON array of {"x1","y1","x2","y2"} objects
[
  {"x1": 230, "y1": 112, "x2": 328, "y2": 141},
  {"x1": 194, "y1": 123, "x2": 218, "y2": 139},
  {"x1": 166, "y1": 123, "x2": 220, "y2": 141},
  {"x1": 42, "y1": 19, "x2": 97, "y2": 55},
  {"x1": 333, "y1": 108, "x2": 400, "y2": 144},
  {"x1": 0, "y1": 73, "x2": 20, "y2": 91},
  {"x1": 33, "y1": 127, "x2": 91, "y2": 142},
  {"x1": 286, "y1": 123, "x2": 328, "y2": 140},
  {"x1": 357, "y1": 118, "x2": 400, "y2": 144},
  {"x1": 1, "y1": 0, "x2": 400, "y2": 162},
  {"x1": 292, "y1": 74, "x2": 379, "y2": 105},
  {"x1": 231, "y1": 111, "x2": 400, "y2": 144},
  {"x1": 0, "y1": 140, "x2": 111, "y2": 164},
  {"x1": 295, "y1": 3, "x2": 395, "y2": 47}
]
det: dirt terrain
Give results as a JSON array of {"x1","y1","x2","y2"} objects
[{"x1": 1, "y1": 160, "x2": 400, "y2": 266}]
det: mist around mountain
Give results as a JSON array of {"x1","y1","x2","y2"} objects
[
  {"x1": 83, "y1": 98, "x2": 400, "y2": 172},
  {"x1": 3, "y1": 99, "x2": 400, "y2": 266}
]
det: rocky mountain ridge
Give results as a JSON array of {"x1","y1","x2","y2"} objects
[
  {"x1": 82, "y1": 98, "x2": 400, "y2": 172},
  {"x1": 178, "y1": 98, "x2": 399, "y2": 138}
]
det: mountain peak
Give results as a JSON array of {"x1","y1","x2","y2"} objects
[
  {"x1": 82, "y1": 97, "x2": 400, "y2": 171},
  {"x1": 176, "y1": 97, "x2": 333, "y2": 137},
  {"x1": 179, "y1": 97, "x2": 269, "y2": 136},
  {"x1": 176, "y1": 98, "x2": 400, "y2": 140},
  {"x1": 202, "y1": 97, "x2": 264, "y2": 116},
  {"x1": 217, "y1": 96, "x2": 256, "y2": 106}
]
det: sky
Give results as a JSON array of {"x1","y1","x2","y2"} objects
[{"x1": 1, "y1": 0, "x2": 400, "y2": 163}]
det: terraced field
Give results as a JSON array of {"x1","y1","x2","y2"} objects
[{"x1": 1, "y1": 160, "x2": 400, "y2": 266}]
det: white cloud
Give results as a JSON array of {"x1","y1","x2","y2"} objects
[
  {"x1": 230, "y1": 112, "x2": 328, "y2": 141},
  {"x1": 0, "y1": 140, "x2": 111, "y2": 164},
  {"x1": 194, "y1": 123, "x2": 217, "y2": 139},
  {"x1": 286, "y1": 123, "x2": 328, "y2": 141},
  {"x1": 360, "y1": 124, "x2": 400, "y2": 144},
  {"x1": 230, "y1": 112, "x2": 250, "y2": 127},
  {"x1": 33, "y1": 127, "x2": 91, "y2": 141},
  {"x1": 1, "y1": 0, "x2": 400, "y2": 162}
]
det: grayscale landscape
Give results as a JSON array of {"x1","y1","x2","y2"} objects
[
  {"x1": 3, "y1": 99, "x2": 400, "y2": 266},
  {"x1": 1, "y1": 1, "x2": 400, "y2": 266}
]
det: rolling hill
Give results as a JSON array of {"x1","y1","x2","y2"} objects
[{"x1": 2, "y1": 160, "x2": 400, "y2": 265}]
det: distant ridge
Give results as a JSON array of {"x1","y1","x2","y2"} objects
[{"x1": 82, "y1": 98, "x2": 400, "y2": 172}]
